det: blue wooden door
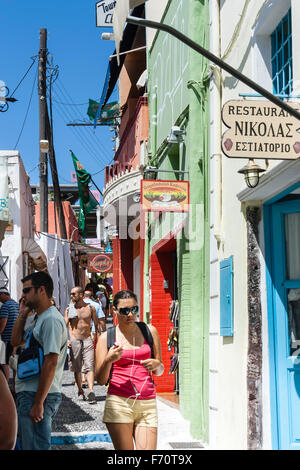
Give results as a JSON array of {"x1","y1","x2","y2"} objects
[{"x1": 271, "y1": 200, "x2": 300, "y2": 449}]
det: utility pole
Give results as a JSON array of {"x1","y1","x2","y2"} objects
[
  {"x1": 38, "y1": 28, "x2": 48, "y2": 232},
  {"x1": 46, "y1": 107, "x2": 68, "y2": 240}
]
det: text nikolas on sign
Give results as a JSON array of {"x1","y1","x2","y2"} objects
[{"x1": 221, "y1": 100, "x2": 300, "y2": 160}]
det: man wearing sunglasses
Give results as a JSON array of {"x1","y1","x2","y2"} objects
[
  {"x1": 64, "y1": 286, "x2": 100, "y2": 404},
  {"x1": 11, "y1": 271, "x2": 68, "y2": 450}
]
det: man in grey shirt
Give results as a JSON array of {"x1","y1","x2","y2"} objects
[{"x1": 11, "y1": 271, "x2": 67, "y2": 450}]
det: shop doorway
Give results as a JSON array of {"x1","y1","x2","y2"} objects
[
  {"x1": 268, "y1": 199, "x2": 300, "y2": 449},
  {"x1": 150, "y1": 237, "x2": 178, "y2": 394}
]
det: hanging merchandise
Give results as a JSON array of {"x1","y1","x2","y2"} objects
[
  {"x1": 169, "y1": 353, "x2": 179, "y2": 375},
  {"x1": 167, "y1": 327, "x2": 178, "y2": 351},
  {"x1": 169, "y1": 300, "x2": 179, "y2": 324}
]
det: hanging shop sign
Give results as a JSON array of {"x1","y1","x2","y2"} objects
[
  {"x1": 79, "y1": 254, "x2": 88, "y2": 269},
  {"x1": 0, "y1": 156, "x2": 9, "y2": 222},
  {"x1": 96, "y1": 1, "x2": 116, "y2": 27},
  {"x1": 222, "y1": 99, "x2": 300, "y2": 160},
  {"x1": 141, "y1": 180, "x2": 189, "y2": 212},
  {"x1": 88, "y1": 253, "x2": 113, "y2": 273}
]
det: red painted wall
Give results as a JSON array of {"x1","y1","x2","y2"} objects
[
  {"x1": 150, "y1": 240, "x2": 176, "y2": 393},
  {"x1": 112, "y1": 238, "x2": 133, "y2": 293}
]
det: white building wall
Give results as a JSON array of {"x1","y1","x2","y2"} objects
[
  {"x1": 145, "y1": 0, "x2": 169, "y2": 49},
  {"x1": 0, "y1": 151, "x2": 34, "y2": 301},
  {"x1": 208, "y1": 0, "x2": 299, "y2": 450}
]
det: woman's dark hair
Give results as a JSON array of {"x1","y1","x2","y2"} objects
[
  {"x1": 21, "y1": 271, "x2": 54, "y2": 298},
  {"x1": 113, "y1": 290, "x2": 138, "y2": 308}
]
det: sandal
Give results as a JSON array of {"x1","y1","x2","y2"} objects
[{"x1": 78, "y1": 388, "x2": 86, "y2": 401}]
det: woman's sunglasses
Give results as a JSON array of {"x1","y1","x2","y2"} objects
[{"x1": 117, "y1": 305, "x2": 139, "y2": 316}]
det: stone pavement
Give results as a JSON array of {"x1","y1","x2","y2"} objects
[{"x1": 51, "y1": 370, "x2": 206, "y2": 451}]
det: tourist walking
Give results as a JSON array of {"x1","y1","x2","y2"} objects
[
  {"x1": 64, "y1": 286, "x2": 100, "y2": 404},
  {"x1": 84, "y1": 290, "x2": 106, "y2": 332},
  {"x1": 96, "y1": 288, "x2": 108, "y2": 318},
  {"x1": 95, "y1": 290, "x2": 164, "y2": 450},
  {"x1": 0, "y1": 363, "x2": 17, "y2": 449},
  {"x1": 0, "y1": 287, "x2": 19, "y2": 381},
  {"x1": 11, "y1": 272, "x2": 68, "y2": 450}
]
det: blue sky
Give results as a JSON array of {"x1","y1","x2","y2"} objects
[{"x1": 0, "y1": 0, "x2": 117, "y2": 191}]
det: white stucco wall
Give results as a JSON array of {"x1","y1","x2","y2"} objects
[
  {"x1": 0, "y1": 151, "x2": 34, "y2": 301},
  {"x1": 209, "y1": 0, "x2": 299, "y2": 450},
  {"x1": 145, "y1": 0, "x2": 169, "y2": 49}
]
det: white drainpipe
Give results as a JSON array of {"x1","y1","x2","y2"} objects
[{"x1": 210, "y1": 0, "x2": 222, "y2": 243}]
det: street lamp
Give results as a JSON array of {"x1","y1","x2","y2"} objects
[
  {"x1": 143, "y1": 166, "x2": 158, "y2": 180},
  {"x1": 238, "y1": 159, "x2": 266, "y2": 188},
  {"x1": 167, "y1": 126, "x2": 186, "y2": 144},
  {"x1": 0, "y1": 86, "x2": 17, "y2": 113}
]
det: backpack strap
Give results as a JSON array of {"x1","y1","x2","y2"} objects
[
  {"x1": 136, "y1": 322, "x2": 154, "y2": 358},
  {"x1": 107, "y1": 325, "x2": 116, "y2": 349},
  {"x1": 106, "y1": 326, "x2": 116, "y2": 386}
]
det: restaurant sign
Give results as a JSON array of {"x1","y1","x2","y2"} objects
[
  {"x1": 88, "y1": 253, "x2": 113, "y2": 273},
  {"x1": 222, "y1": 100, "x2": 300, "y2": 160},
  {"x1": 141, "y1": 180, "x2": 189, "y2": 212}
]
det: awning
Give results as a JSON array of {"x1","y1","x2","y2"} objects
[
  {"x1": 22, "y1": 237, "x2": 48, "y2": 271},
  {"x1": 93, "y1": 3, "x2": 145, "y2": 128},
  {"x1": 0, "y1": 221, "x2": 8, "y2": 248},
  {"x1": 113, "y1": 1, "x2": 148, "y2": 63}
]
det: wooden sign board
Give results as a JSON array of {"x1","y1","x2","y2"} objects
[
  {"x1": 222, "y1": 99, "x2": 300, "y2": 159},
  {"x1": 141, "y1": 180, "x2": 189, "y2": 212}
]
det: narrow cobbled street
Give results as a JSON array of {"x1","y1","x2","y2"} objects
[{"x1": 52, "y1": 369, "x2": 114, "y2": 450}]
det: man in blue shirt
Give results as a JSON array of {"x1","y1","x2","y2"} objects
[
  {"x1": 84, "y1": 290, "x2": 106, "y2": 333},
  {"x1": 0, "y1": 287, "x2": 19, "y2": 381},
  {"x1": 11, "y1": 272, "x2": 67, "y2": 450}
]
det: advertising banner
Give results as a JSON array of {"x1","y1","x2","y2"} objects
[
  {"x1": 0, "y1": 156, "x2": 9, "y2": 222},
  {"x1": 141, "y1": 180, "x2": 189, "y2": 212}
]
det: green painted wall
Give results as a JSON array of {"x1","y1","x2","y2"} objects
[{"x1": 146, "y1": 0, "x2": 210, "y2": 442}]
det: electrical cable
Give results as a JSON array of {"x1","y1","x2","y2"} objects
[
  {"x1": 10, "y1": 55, "x2": 38, "y2": 98},
  {"x1": 52, "y1": 99, "x2": 89, "y2": 106},
  {"x1": 53, "y1": 98, "x2": 107, "y2": 168},
  {"x1": 52, "y1": 85, "x2": 108, "y2": 165},
  {"x1": 51, "y1": 88, "x2": 106, "y2": 164},
  {"x1": 14, "y1": 65, "x2": 38, "y2": 149},
  {"x1": 55, "y1": 78, "x2": 114, "y2": 158},
  {"x1": 91, "y1": 158, "x2": 114, "y2": 176}
]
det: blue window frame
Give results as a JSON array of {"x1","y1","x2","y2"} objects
[{"x1": 271, "y1": 9, "x2": 293, "y2": 96}]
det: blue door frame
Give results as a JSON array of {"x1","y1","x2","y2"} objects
[{"x1": 264, "y1": 186, "x2": 300, "y2": 450}]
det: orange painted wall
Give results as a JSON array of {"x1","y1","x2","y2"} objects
[
  {"x1": 35, "y1": 201, "x2": 79, "y2": 242},
  {"x1": 115, "y1": 97, "x2": 148, "y2": 170}
]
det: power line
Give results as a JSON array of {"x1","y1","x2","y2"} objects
[
  {"x1": 52, "y1": 99, "x2": 89, "y2": 106},
  {"x1": 10, "y1": 55, "x2": 38, "y2": 98},
  {"x1": 91, "y1": 158, "x2": 114, "y2": 176},
  {"x1": 52, "y1": 95, "x2": 108, "y2": 168},
  {"x1": 52, "y1": 86, "x2": 109, "y2": 167},
  {"x1": 55, "y1": 78, "x2": 113, "y2": 158},
  {"x1": 14, "y1": 65, "x2": 38, "y2": 149}
]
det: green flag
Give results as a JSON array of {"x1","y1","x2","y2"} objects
[
  {"x1": 70, "y1": 151, "x2": 99, "y2": 237},
  {"x1": 87, "y1": 99, "x2": 119, "y2": 124}
]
